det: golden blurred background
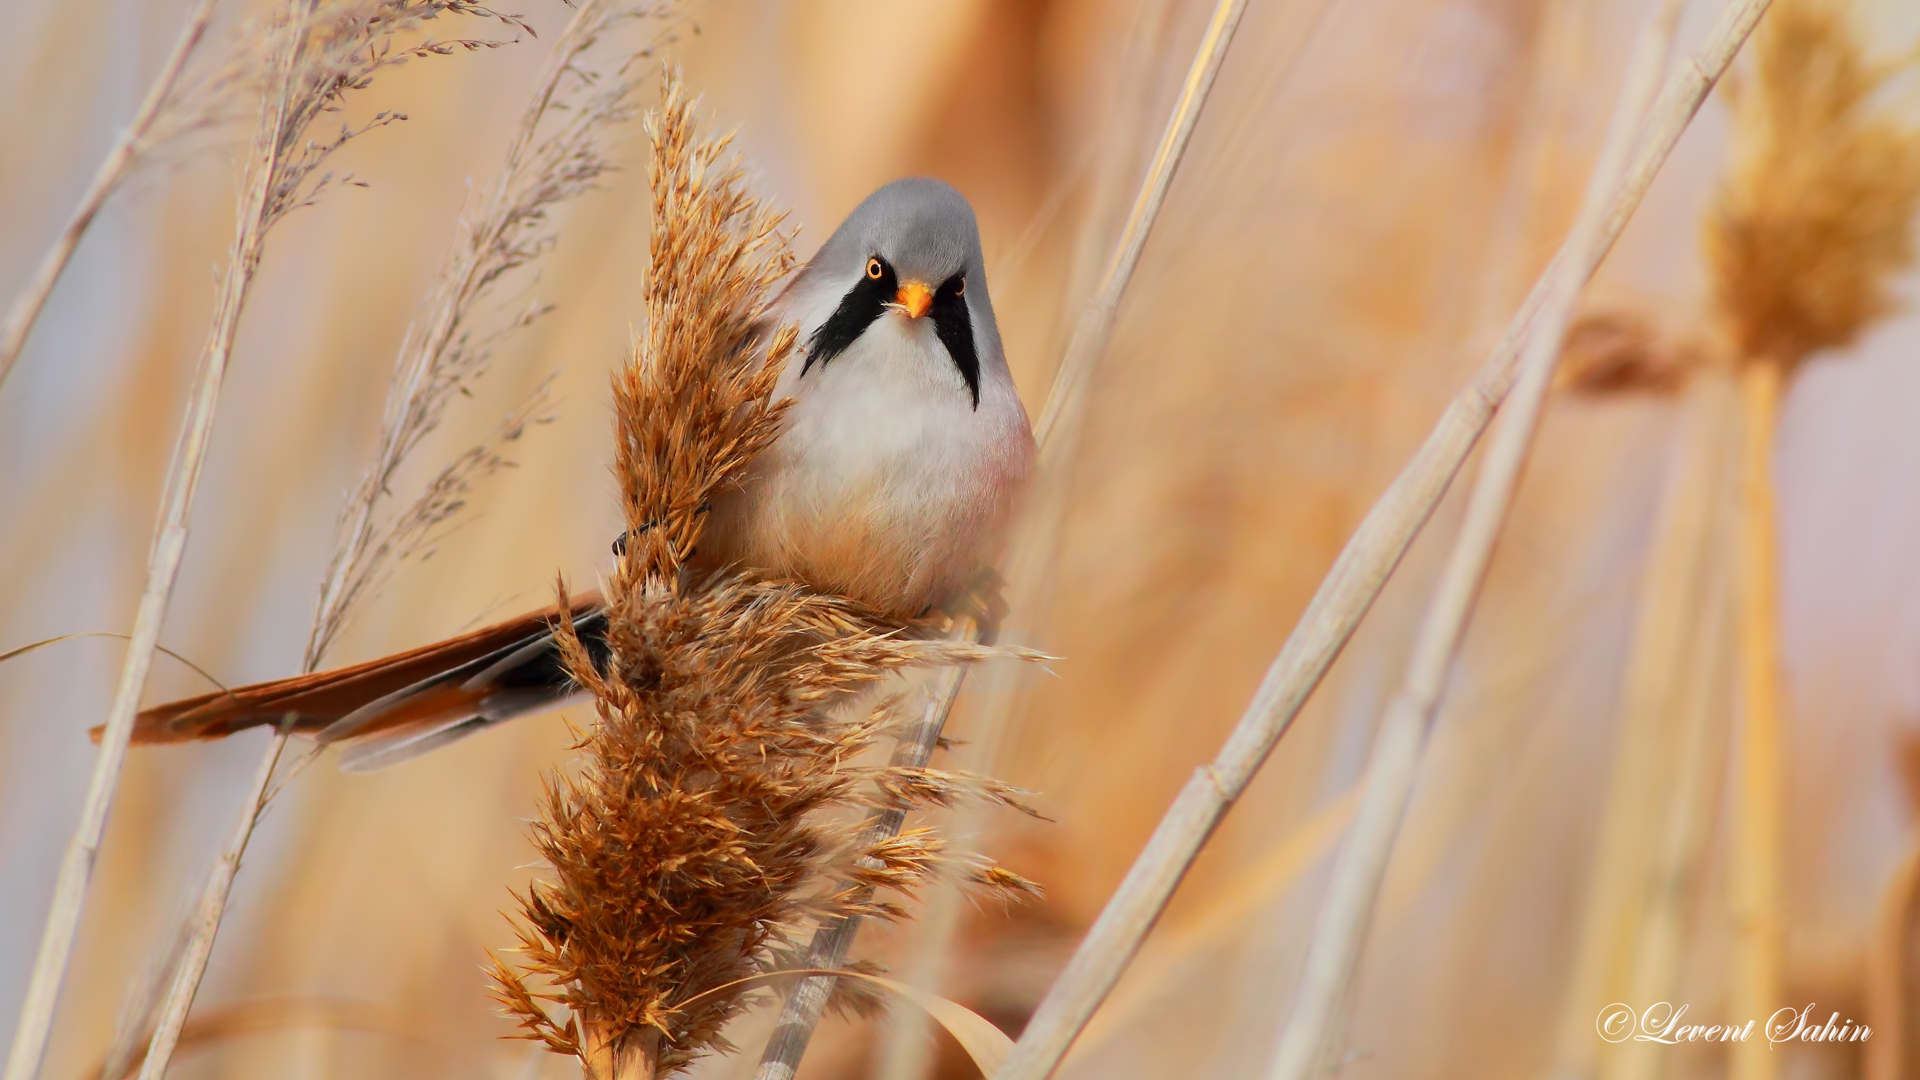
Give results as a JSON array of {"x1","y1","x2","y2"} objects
[{"x1": 3, "y1": 1, "x2": 1920, "y2": 1078}]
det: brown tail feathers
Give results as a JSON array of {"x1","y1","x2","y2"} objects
[{"x1": 108, "y1": 592, "x2": 608, "y2": 772}]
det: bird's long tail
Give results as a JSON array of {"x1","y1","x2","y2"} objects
[{"x1": 107, "y1": 592, "x2": 608, "y2": 772}]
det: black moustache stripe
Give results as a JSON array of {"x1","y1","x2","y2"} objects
[
  {"x1": 804, "y1": 258, "x2": 981, "y2": 410},
  {"x1": 803, "y1": 261, "x2": 894, "y2": 375},
  {"x1": 931, "y1": 277, "x2": 980, "y2": 409}
]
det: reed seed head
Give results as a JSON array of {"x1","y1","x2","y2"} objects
[
  {"x1": 489, "y1": 71, "x2": 1039, "y2": 1080},
  {"x1": 1555, "y1": 310, "x2": 1715, "y2": 396},
  {"x1": 1707, "y1": 0, "x2": 1920, "y2": 370}
]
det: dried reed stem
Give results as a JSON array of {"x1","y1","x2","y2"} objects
[
  {"x1": 1262, "y1": 5, "x2": 1689, "y2": 1075},
  {"x1": 754, "y1": 667, "x2": 967, "y2": 1080},
  {"x1": 753, "y1": 4, "x2": 1259, "y2": 1077},
  {"x1": 1702, "y1": 7, "x2": 1920, "y2": 1074},
  {"x1": 1608, "y1": 398, "x2": 1736, "y2": 1080},
  {"x1": 125, "y1": 5, "x2": 653, "y2": 1076},
  {"x1": 1030, "y1": 0, "x2": 1250, "y2": 452},
  {"x1": 583, "y1": 1025, "x2": 663, "y2": 1080},
  {"x1": 133, "y1": 723, "x2": 292, "y2": 1080},
  {"x1": 1544, "y1": 369, "x2": 1736, "y2": 1080},
  {"x1": 999, "y1": 2, "x2": 1779, "y2": 1076},
  {"x1": 0, "y1": 8, "x2": 309, "y2": 1075},
  {"x1": 0, "y1": 0, "x2": 217, "y2": 394},
  {"x1": 1730, "y1": 359, "x2": 1785, "y2": 1080},
  {"x1": 4, "y1": 3, "x2": 527, "y2": 1076},
  {"x1": 869, "y1": 664, "x2": 1015, "y2": 1080}
]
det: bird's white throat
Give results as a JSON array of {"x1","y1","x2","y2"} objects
[{"x1": 701, "y1": 308, "x2": 1029, "y2": 615}]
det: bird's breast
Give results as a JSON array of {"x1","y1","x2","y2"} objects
[{"x1": 700, "y1": 316, "x2": 1032, "y2": 616}]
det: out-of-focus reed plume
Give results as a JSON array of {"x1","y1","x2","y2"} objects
[
  {"x1": 489, "y1": 75, "x2": 1037, "y2": 1080},
  {"x1": 4, "y1": 4, "x2": 528, "y2": 1079},
  {"x1": 308, "y1": 0, "x2": 676, "y2": 668},
  {"x1": 1555, "y1": 311, "x2": 1714, "y2": 397},
  {"x1": 1708, "y1": 0, "x2": 1920, "y2": 371},
  {"x1": 0, "y1": 0, "x2": 229, "y2": 393},
  {"x1": 60, "y1": 4, "x2": 553, "y2": 1079},
  {"x1": 1704, "y1": 6, "x2": 1920, "y2": 1077},
  {"x1": 233, "y1": 0, "x2": 534, "y2": 275}
]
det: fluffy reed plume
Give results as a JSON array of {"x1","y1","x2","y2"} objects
[
  {"x1": 67, "y1": 4, "x2": 576, "y2": 1078},
  {"x1": 308, "y1": 0, "x2": 677, "y2": 666},
  {"x1": 1704, "y1": 8, "x2": 1920, "y2": 1079},
  {"x1": 1708, "y1": 0, "x2": 1920, "y2": 370},
  {"x1": 0, "y1": 0, "x2": 215, "y2": 391},
  {"x1": 0, "y1": 0, "x2": 264, "y2": 392},
  {"x1": 489, "y1": 75, "x2": 1037, "y2": 1080},
  {"x1": 3, "y1": 6, "x2": 528, "y2": 1080},
  {"x1": 119, "y1": 5, "x2": 679, "y2": 1078},
  {"x1": 247, "y1": 0, "x2": 532, "y2": 244}
]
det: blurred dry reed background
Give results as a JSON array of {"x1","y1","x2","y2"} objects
[{"x1": 4, "y1": 1, "x2": 1920, "y2": 1079}]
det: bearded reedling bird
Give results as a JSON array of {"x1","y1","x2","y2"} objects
[{"x1": 122, "y1": 178, "x2": 1036, "y2": 771}]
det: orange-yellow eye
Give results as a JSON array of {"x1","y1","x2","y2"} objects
[
  {"x1": 866, "y1": 257, "x2": 883, "y2": 280},
  {"x1": 954, "y1": 277, "x2": 965, "y2": 296}
]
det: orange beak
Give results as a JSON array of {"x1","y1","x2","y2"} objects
[{"x1": 894, "y1": 280, "x2": 933, "y2": 319}]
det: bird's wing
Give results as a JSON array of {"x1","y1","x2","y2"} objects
[{"x1": 114, "y1": 592, "x2": 605, "y2": 750}]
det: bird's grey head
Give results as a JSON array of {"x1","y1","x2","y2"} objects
[{"x1": 794, "y1": 177, "x2": 1003, "y2": 409}]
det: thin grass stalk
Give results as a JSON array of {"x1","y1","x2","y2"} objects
[
  {"x1": 1261, "y1": 5, "x2": 1687, "y2": 1076},
  {"x1": 873, "y1": 12, "x2": 1342, "y2": 1074},
  {"x1": 126, "y1": 6, "x2": 651, "y2": 1074},
  {"x1": 0, "y1": 6, "x2": 310, "y2": 1075},
  {"x1": 1031, "y1": 0, "x2": 1249, "y2": 452},
  {"x1": 1614, "y1": 411, "x2": 1737, "y2": 1080},
  {"x1": 133, "y1": 723, "x2": 293, "y2": 1080},
  {"x1": 1704, "y1": 5, "x2": 1920, "y2": 1068},
  {"x1": 0, "y1": 0, "x2": 217, "y2": 394},
  {"x1": 1544, "y1": 368, "x2": 1736, "y2": 1080},
  {"x1": 128, "y1": 729, "x2": 323, "y2": 1080},
  {"x1": 1602, "y1": 373, "x2": 1740, "y2": 1080},
  {"x1": 748, "y1": 3, "x2": 1257, "y2": 1077},
  {"x1": 997, "y1": 2, "x2": 1781, "y2": 1076},
  {"x1": 1730, "y1": 358, "x2": 1785, "y2": 1080}
]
